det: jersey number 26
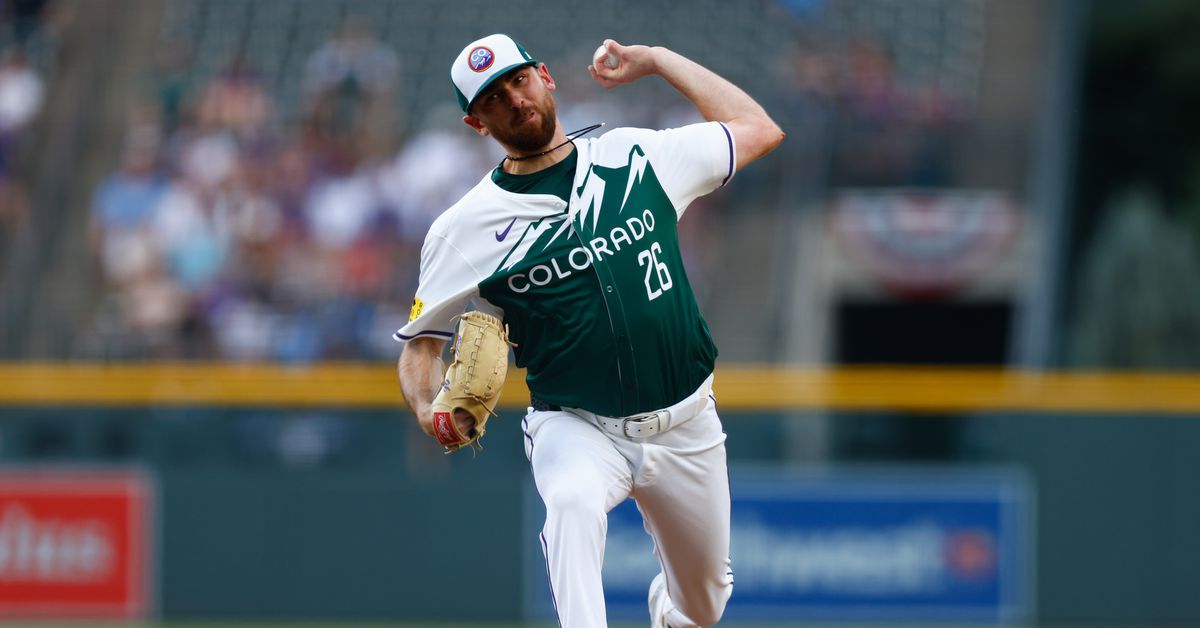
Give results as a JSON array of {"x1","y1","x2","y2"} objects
[{"x1": 638, "y1": 241, "x2": 674, "y2": 302}]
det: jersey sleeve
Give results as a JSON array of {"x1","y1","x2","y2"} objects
[
  {"x1": 393, "y1": 231, "x2": 480, "y2": 343},
  {"x1": 646, "y1": 121, "x2": 736, "y2": 218}
]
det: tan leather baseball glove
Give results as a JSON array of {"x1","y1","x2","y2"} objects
[{"x1": 430, "y1": 311, "x2": 512, "y2": 453}]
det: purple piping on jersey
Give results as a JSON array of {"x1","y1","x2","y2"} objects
[
  {"x1": 393, "y1": 329, "x2": 454, "y2": 341},
  {"x1": 719, "y1": 122, "x2": 734, "y2": 187},
  {"x1": 522, "y1": 416, "x2": 534, "y2": 458},
  {"x1": 540, "y1": 533, "x2": 563, "y2": 626}
]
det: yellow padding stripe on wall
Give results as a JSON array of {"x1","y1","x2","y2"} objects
[{"x1": 0, "y1": 363, "x2": 1198, "y2": 413}]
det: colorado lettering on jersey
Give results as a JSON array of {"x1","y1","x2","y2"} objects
[{"x1": 507, "y1": 209, "x2": 657, "y2": 293}]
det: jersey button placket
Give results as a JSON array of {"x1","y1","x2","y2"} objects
[{"x1": 595, "y1": 266, "x2": 637, "y2": 413}]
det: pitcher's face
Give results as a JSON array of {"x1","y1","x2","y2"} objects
[{"x1": 466, "y1": 64, "x2": 559, "y2": 154}]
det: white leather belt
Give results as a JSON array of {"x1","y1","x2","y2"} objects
[
  {"x1": 578, "y1": 374, "x2": 714, "y2": 440},
  {"x1": 597, "y1": 411, "x2": 668, "y2": 438}
]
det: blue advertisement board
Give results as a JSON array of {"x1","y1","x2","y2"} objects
[{"x1": 524, "y1": 466, "x2": 1032, "y2": 624}]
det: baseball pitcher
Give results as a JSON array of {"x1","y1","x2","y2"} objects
[{"x1": 396, "y1": 34, "x2": 783, "y2": 627}]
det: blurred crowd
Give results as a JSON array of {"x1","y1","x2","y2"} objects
[{"x1": 86, "y1": 18, "x2": 502, "y2": 361}]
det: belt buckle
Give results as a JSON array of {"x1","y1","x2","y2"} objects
[{"x1": 622, "y1": 412, "x2": 660, "y2": 438}]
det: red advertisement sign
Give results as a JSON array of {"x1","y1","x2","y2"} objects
[{"x1": 0, "y1": 469, "x2": 153, "y2": 619}]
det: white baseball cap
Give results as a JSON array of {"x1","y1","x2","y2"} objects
[{"x1": 451, "y1": 34, "x2": 539, "y2": 113}]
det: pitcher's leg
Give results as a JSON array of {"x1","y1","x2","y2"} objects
[
  {"x1": 525, "y1": 411, "x2": 633, "y2": 628},
  {"x1": 634, "y1": 407, "x2": 732, "y2": 627}
]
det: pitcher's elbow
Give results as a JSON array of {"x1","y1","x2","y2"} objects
[
  {"x1": 770, "y1": 132, "x2": 786, "y2": 153},
  {"x1": 753, "y1": 125, "x2": 785, "y2": 161},
  {"x1": 767, "y1": 121, "x2": 786, "y2": 151}
]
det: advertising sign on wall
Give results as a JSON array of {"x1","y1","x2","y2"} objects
[
  {"x1": 0, "y1": 469, "x2": 154, "y2": 620},
  {"x1": 526, "y1": 466, "x2": 1032, "y2": 624}
]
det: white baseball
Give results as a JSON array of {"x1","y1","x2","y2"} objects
[{"x1": 594, "y1": 45, "x2": 618, "y2": 69}]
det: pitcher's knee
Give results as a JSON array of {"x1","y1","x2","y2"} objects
[
  {"x1": 542, "y1": 486, "x2": 606, "y2": 525},
  {"x1": 676, "y1": 581, "x2": 731, "y2": 627},
  {"x1": 679, "y1": 602, "x2": 725, "y2": 627}
]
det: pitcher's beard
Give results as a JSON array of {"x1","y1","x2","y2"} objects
[{"x1": 494, "y1": 102, "x2": 558, "y2": 154}]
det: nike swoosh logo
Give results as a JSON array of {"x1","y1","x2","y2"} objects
[{"x1": 495, "y1": 217, "x2": 517, "y2": 241}]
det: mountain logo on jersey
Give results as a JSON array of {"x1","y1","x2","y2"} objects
[
  {"x1": 572, "y1": 145, "x2": 652, "y2": 232},
  {"x1": 490, "y1": 145, "x2": 670, "y2": 294},
  {"x1": 468, "y1": 47, "x2": 495, "y2": 72}
]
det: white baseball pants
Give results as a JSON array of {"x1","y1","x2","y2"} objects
[{"x1": 522, "y1": 376, "x2": 733, "y2": 627}]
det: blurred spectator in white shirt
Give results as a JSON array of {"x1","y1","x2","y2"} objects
[
  {"x1": 0, "y1": 47, "x2": 42, "y2": 135},
  {"x1": 0, "y1": 47, "x2": 42, "y2": 229},
  {"x1": 151, "y1": 177, "x2": 232, "y2": 293}
]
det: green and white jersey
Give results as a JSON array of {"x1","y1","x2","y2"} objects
[{"x1": 395, "y1": 122, "x2": 735, "y2": 416}]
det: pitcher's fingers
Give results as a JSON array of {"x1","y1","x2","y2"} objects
[
  {"x1": 453, "y1": 409, "x2": 476, "y2": 435},
  {"x1": 587, "y1": 64, "x2": 611, "y2": 86}
]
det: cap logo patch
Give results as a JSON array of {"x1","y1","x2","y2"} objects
[{"x1": 468, "y1": 46, "x2": 495, "y2": 72}]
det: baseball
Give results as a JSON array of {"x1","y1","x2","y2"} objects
[{"x1": 594, "y1": 44, "x2": 618, "y2": 69}]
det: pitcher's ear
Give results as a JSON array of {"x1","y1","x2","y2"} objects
[
  {"x1": 463, "y1": 114, "x2": 489, "y2": 137},
  {"x1": 538, "y1": 63, "x2": 556, "y2": 90}
]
